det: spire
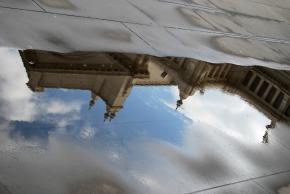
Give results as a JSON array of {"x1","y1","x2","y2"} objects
[
  {"x1": 109, "y1": 112, "x2": 116, "y2": 122},
  {"x1": 175, "y1": 99, "x2": 183, "y2": 111},
  {"x1": 104, "y1": 112, "x2": 110, "y2": 123},
  {"x1": 89, "y1": 99, "x2": 95, "y2": 109},
  {"x1": 177, "y1": 88, "x2": 191, "y2": 110},
  {"x1": 103, "y1": 111, "x2": 117, "y2": 123},
  {"x1": 89, "y1": 93, "x2": 99, "y2": 110}
]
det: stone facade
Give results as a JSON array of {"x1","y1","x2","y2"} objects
[{"x1": 20, "y1": 50, "x2": 290, "y2": 123}]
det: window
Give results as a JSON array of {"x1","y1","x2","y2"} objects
[
  {"x1": 220, "y1": 65, "x2": 228, "y2": 78},
  {"x1": 242, "y1": 71, "x2": 253, "y2": 86},
  {"x1": 213, "y1": 66, "x2": 220, "y2": 77},
  {"x1": 257, "y1": 81, "x2": 269, "y2": 97},
  {"x1": 181, "y1": 62, "x2": 187, "y2": 71},
  {"x1": 249, "y1": 76, "x2": 261, "y2": 91},
  {"x1": 265, "y1": 87, "x2": 277, "y2": 103},
  {"x1": 273, "y1": 92, "x2": 284, "y2": 109},
  {"x1": 285, "y1": 104, "x2": 290, "y2": 117},
  {"x1": 208, "y1": 66, "x2": 216, "y2": 78}
]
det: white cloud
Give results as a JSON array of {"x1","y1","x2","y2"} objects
[
  {"x1": 1, "y1": 48, "x2": 289, "y2": 194},
  {"x1": 79, "y1": 124, "x2": 97, "y2": 139},
  {"x1": 42, "y1": 100, "x2": 82, "y2": 115},
  {"x1": 56, "y1": 114, "x2": 80, "y2": 128},
  {"x1": 165, "y1": 87, "x2": 269, "y2": 142},
  {"x1": 0, "y1": 48, "x2": 84, "y2": 124},
  {"x1": 129, "y1": 170, "x2": 161, "y2": 191},
  {"x1": 0, "y1": 49, "x2": 38, "y2": 121}
]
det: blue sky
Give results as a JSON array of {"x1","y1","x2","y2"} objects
[{"x1": 1, "y1": 48, "x2": 290, "y2": 194}]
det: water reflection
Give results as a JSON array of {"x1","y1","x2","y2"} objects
[
  {"x1": 20, "y1": 49, "x2": 290, "y2": 124},
  {"x1": 1, "y1": 49, "x2": 290, "y2": 194},
  {"x1": 262, "y1": 130, "x2": 269, "y2": 144}
]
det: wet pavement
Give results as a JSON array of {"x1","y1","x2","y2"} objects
[
  {"x1": 1, "y1": 0, "x2": 290, "y2": 67},
  {"x1": 0, "y1": 49, "x2": 290, "y2": 194},
  {"x1": 1, "y1": 0, "x2": 290, "y2": 194}
]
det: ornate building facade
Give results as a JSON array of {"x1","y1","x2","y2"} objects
[{"x1": 20, "y1": 50, "x2": 290, "y2": 123}]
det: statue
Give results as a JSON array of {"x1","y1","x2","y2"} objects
[{"x1": 262, "y1": 130, "x2": 269, "y2": 144}]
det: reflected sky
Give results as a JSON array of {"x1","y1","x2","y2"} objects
[{"x1": 1, "y1": 48, "x2": 290, "y2": 194}]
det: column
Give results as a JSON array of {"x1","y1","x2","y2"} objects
[
  {"x1": 262, "y1": 83, "x2": 273, "y2": 100},
  {"x1": 279, "y1": 95, "x2": 290, "y2": 112},
  {"x1": 222, "y1": 65, "x2": 231, "y2": 78},
  {"x1": 213, "y1": 66, "x2": 220, "y2": 78},
  {"x1": 208, "y1": 66, "x2": 215, "y2": 78},
  {"x1": 245, "y1": 73, "x2": 256, "y2": 89},
  {"x1": 217, "y1": 64, "x2": 225, "y2": 78}
]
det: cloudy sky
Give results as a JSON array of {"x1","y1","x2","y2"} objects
[{"x1": 0, "y1": 48, "x2": 290, "y2": 194}]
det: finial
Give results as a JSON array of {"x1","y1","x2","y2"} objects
[
  {"x1": 175, "y1": 99, "x2": 183, "y2": 111},
  {"x1": 89, "y1": 99, "x2": 95, "y2": 110},
  {"x1": 104, "y1": 112, "x2": 110, "y2": 123},
  {"x1": 109, "y1": 112, "x2": 116, "y2": 122},
  {"x1": 89, "y1": 94, "x2": 99, "y2": 109}
]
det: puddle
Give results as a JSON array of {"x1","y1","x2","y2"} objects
[{"x1": 1, "y1": 48, "x2": 290, "y2": 194}]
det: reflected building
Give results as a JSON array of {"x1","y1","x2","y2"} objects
[{"x1": 20, "y1": 50, "x2": 290, "y2": 123}]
